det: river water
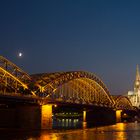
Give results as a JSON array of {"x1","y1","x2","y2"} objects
[{"x1": 1, "y1": 122, "x2": 140, "y2": 140}]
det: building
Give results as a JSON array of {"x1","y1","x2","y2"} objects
[{"x1": 128, "y1": 65, "x2": 140, "y2": 107}]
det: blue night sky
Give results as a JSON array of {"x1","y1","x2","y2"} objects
[{"x1": 1, "y1": 0, "x2": 140, "y2": 95}]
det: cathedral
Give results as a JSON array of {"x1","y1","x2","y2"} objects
[{"x1": 128, "y1": 65, "x2": 140, "y2": 108}]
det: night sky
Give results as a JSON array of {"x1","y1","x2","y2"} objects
[{"x1": 1, "y1": 0, "x2": 140, "y2": 95}]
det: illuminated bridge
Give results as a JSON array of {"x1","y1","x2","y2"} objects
[{"x1": 0, "y1": 56, "x2": 138, "y2": 129}]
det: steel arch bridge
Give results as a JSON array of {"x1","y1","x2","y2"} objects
[{"x1": 0, "y1": 56, "x2": 136, "y2": 111}]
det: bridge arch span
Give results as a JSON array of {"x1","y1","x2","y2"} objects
[
  {"x1": 31, "y1": 71, "x2": 115, "y2": 107},
  {"x1": 112, "y1": 95, "x2": 135, "y2": 111}
]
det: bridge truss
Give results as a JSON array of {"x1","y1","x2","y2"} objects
[
  {"x1": 31, "y1": 72, "x2": 115, "y2": 108},
  {"x1": 0, "y1": 56, "x2": 36, "y2": 95},
  {"x1": 0, "y1": 56, "x2": 136, "y2": 111},
  {"x1": 112, "y1": 95, "x2": 135, "y2": 111}
]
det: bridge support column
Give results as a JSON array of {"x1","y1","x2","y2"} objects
[
  {"x1": 41, "y1": 104, "x2": 53, "y2": 129},
  {"x1": 82, "y1": 110, "x2": 87, "y2": 129},
  {"x1": 116, "y1": 110, "x2": 122, "y2": 123},
  {"x1": 83, "y1": 110, "x2": 86, "y2": 122}
]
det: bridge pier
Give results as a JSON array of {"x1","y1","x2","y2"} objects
[
  {"x1": 83, "y1": 110, "x2": 86, "y2": 122},
  {"x1": 116, "y1": 110, "x2": 122, "y2": 123},
  {"x1": 82, "y1": 110, "x2": 87, "y2": 128},
  {"x1": 41, "y1": 104, "x2": 53, "y2": 129}
]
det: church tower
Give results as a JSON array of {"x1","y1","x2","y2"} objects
[
  {"x1": 134, "y1": 65, "x2": 140, "y2": 93},
  {"x1": 128, "y1": 65, "x2": 140, "y2": 108}
]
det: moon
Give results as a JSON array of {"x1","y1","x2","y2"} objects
[{"x1": 18, "y1": 52, "x2": 23, "y2": 57}]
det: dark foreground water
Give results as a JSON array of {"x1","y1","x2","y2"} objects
[{"x1": 1, "y1": 122, "x2": 140, "y2": 140}]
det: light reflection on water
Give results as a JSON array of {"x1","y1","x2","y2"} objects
[
  {"x1": 53, "y1": 118, "x2": 82, "y2": 129},
  {"x1": 1, "y1": 122, "x2": 140, "y2": 140}
]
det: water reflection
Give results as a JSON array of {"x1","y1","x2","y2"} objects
[
  {"x1": 53, "y1": 118, "x2": 82, "y2": 129},
  {"x1": 82, "y1": 122, "x2": 87, "y2": 129},
  {"x1": 1, "y1": 123, "x2": 140, "y2": 140},
  {"x1": 39, "y1": 133, "x2": 58, "y2": 140},
  {"x1": 34, "y1": 123, "x2": 140, "y2": 140}
]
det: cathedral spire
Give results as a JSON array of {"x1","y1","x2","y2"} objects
[
  {"x1": 136, "y1": 64, "x2": 140, "y2": 81},
  {"x1": 134, "y1": 64, "x2": 140, "y2": 92}
]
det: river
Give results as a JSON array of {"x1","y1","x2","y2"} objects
[{"x1": 0, "y1": 122, "x2": 140, "y2": 140}]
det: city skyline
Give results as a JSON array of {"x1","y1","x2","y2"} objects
[{"x1": 1, "y1": 0, "x2": 140, "y2": 94}]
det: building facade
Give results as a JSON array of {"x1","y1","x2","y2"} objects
[{"x1": 128, "y1": 65, "x2": 140, "y2": 108}]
